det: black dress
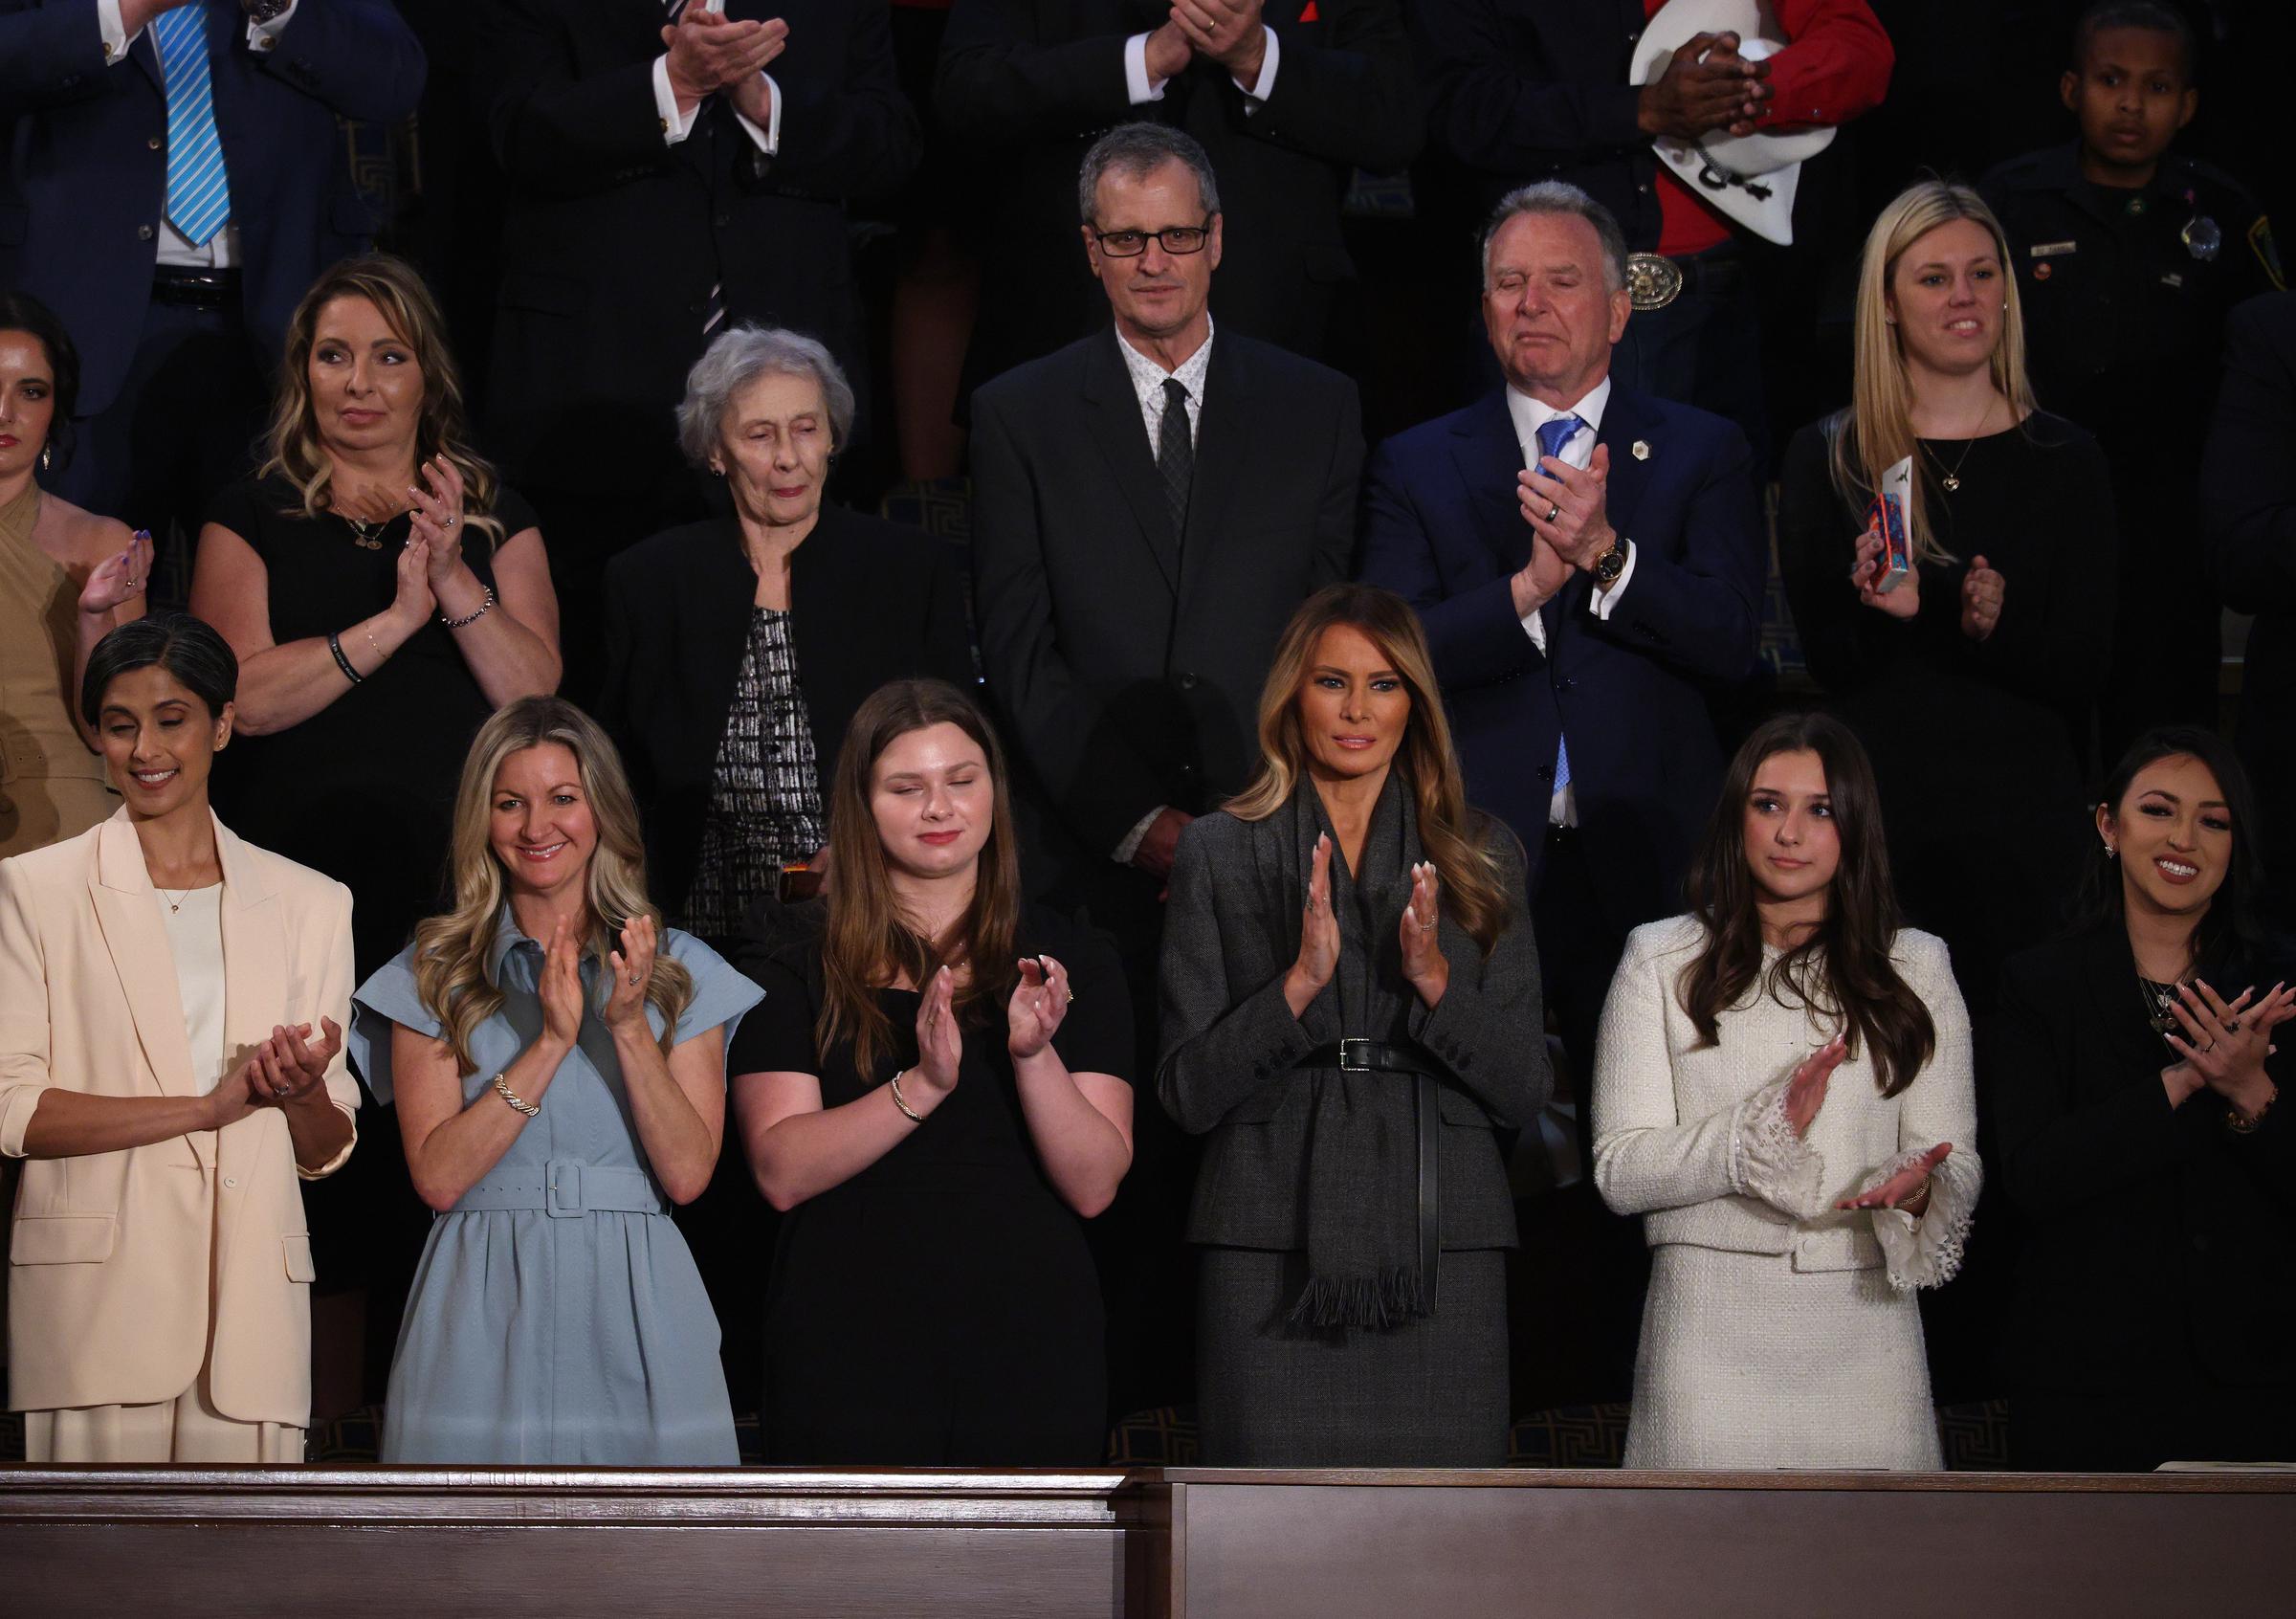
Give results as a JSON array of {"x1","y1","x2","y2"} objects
[
  {"x1": 731, "y1": 910, "x2": 1132, "y2": 1465},
  {"x1": 1989, "y1": 925, "x2": 2296, "y2": 1470},
  {"x1": 207, "y1": 475, "x2": 541, "y2": 978},
  {"x1": 205, "y1": 475, "x2": 541, "y2": 1403},
  {"x1": 1777, "y1": 413, "x2": 2115, "y2": 1011}
]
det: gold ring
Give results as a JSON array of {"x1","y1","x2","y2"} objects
[{"x1": 1065, "y1": 991, "x2": 1076, "y2": 1005}]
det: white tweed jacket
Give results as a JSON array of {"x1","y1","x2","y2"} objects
[{"x1": 1589, "y1": 914, "x2": 1978, "y2": 1287}]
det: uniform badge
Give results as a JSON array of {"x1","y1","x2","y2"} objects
[
  {"x1": 2183, "y1": 215, "x2": 2222, "y2": 262},
  {"x1": 2033, "y1": 262, "x2": 2053, "y2": 281},
  {"x1": 1631, "y1": 440, "x2": 1650, "y2": 461},
  {"x1": 2028, "y1": 241, "x2": 2078, "y2": 256}
]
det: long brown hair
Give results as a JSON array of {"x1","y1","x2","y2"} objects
[
  {"x1": 1680, "y1": 712, "x2": 1935, "y2": 1098},
  {"x1": 818, "y1": 680, "x2": 1025, "y2": 1080},
  {"x1": 257, "y1": 254, "x2": 504, "y2": 541},
  {"x1": 1227, "y1": 584, "x2": 1513, "y2": 955},
  {"x1": 412, "y1": 697, "x2": 693, "y2": 1076},
  {"x1": 1827, "y1": 180, "x2": 2039, "y2": 567}
]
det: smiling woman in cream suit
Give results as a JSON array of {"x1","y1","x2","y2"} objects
[{"x1": 0, "y1": 614, "x2": 357, "y2": 1464}]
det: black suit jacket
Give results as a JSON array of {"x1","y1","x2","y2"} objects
[
  {"x1": 479, "y1": 0, "x2": 919, "y2": 492},
  {"x1": 1988, "y1": 925, "x2": 2296, "y2": 1399},
  {"x1": 2204, "y1": 292, "x2": 2296, "y2": 921},
  {"x1": 597, "y1": 506, "x2": 975, "y2": 914},
  {"x1": 969, "y1": 327, "x2": 1360, "y2": 884},
  {"x1": 936, "y1": 0, "x2": 1420, "y2": 387}
]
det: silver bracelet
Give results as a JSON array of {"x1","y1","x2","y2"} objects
[
  {"x1": 491, "y1": 1072, "x2": 540, "y2": 1119},
  {"x1": 441, "y1": 584, "x2": 497, "y2": 630},
  {"x1": 888, "y1": 1068, "x2": 923, "y2": 1124}
]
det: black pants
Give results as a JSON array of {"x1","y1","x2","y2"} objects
[
  {"x1": 1529, "y1": 823, "x2": 1646, "y2": 1405},
  {"x1": 1611, "y1": 242, "x2": 1771, "y2": 474}
]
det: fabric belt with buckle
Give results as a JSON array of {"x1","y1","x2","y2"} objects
[
  {"x1": 454, "y1": 1161, "x2": 664, "y2": 1218},
  {"x1": 1296, "y1": 1039, "x2": 1445, "y2": 1306}
]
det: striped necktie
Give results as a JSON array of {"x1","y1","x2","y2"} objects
[
  {"x1": 152, "y1": 7, "x2": 232, "y2": 250},
  {"x1": 1534, "y1": 414, "x2": 1583, "y2": 799}
]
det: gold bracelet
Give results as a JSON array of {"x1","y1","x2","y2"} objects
[
  {"x1": 2225, "y1": 1083, "x2": 2276, "y2": 1135},
  {"x1": 888, "y1": 1068, "x2": 923, "y2": 1124},
  {"x1": 491, "y1": 1073, "x2": 540, "y2": 1119}
]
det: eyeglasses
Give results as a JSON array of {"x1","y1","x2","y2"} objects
[{"x1": 1090, "y1": 220, "x2": 1213, "y2": 257}]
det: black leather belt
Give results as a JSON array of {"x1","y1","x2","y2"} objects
[
  {"x1": 151, "y1": 267, "x2": 241, "y2": 308},
  {"x1": 1297, "y1": 1039, "x2": 1443, "y2": 1308}
]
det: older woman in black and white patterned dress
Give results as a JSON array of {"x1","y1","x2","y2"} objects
[{"x1": 599, "y1": 326, "x2": 974, "y2": 946}]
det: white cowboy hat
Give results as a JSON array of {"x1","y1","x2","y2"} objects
[{"x1": 1629, "y1": 0, "x2": 1838, "y2": 246}]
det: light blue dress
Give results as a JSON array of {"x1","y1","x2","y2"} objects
[{"x1": 349, "y1": 912, "x2": 762, "y2": 1464}]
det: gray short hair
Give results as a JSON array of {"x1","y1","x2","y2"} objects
[
  {"x1": 674, "y1": 324, "x2": 855, "y2": 466},
  {"x1": 1481, "y1": 182, "x2": 1628, "y2": 295},
  {"x1": 1076, "y1": 122, "x2": 1221, "y2": 226}
]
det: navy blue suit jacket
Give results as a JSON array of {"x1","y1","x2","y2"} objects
[
  {"x1": 1361, "y1": 384, "x2": 1764, "y2": 934},
  {"x1": 0, "y1": 0, "x2": 425, "y2": 414}
]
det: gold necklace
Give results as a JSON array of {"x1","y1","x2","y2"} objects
[
  {"x1": 338, "y1": 512, "x2": 389, "y2": 550},
  {"x1": 1920, "y1": 435, "x2": 1979, "y2": 494},
  {"x1": 158, "y1": 885, "x2": 191, "y2": 915}
]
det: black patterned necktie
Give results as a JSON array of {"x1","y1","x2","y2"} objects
[
  {"x1": 1158, "y1": 377, "x2": 1193, "y2": 543},
  {"x1": 667, "y1": 0, "x2": 727, "y2": 337}
]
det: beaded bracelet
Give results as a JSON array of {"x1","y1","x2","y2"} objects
[
  {"x1": 325, "y1": 631, "x2": 364, "y2": 685},
  {"x1": 441, "y1": 585, "x2": 497, "y2": 630}
]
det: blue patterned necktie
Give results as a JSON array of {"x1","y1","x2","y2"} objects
[
  {"x1": 152, "y1": 7, "x2": 232, "y2": 249},
  {"x1": 1533, "y1": 414, "x2": 1582, "y2": 798}
]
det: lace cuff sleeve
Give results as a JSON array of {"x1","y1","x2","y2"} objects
[
  {"x1": 1727, "y1": 1070, "x2": 1828, "y2": 1221},
  {"x1": 1866, "y1": 1145, "x2": 1979, "y2": 1291}
]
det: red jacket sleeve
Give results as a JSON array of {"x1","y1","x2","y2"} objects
[{"x1": 1760, "y1": 0, "x2": 1893, "y2": 129}]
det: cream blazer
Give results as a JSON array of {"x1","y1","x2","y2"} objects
[
  {"x1": 1590, "y1": 914, "x2": 1980, "y2": 1281},
  {"x1": 0, "y1": 810, "x2": 357, "y2": 1421}
]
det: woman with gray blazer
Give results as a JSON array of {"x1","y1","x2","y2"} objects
[{"x1": 1157, "y1": 585, "x2": 1550, "y2": 1466}]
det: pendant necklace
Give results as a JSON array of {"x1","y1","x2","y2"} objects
[
  {"x1": 158, "y1": 886, "x2": 190, "y2": 915},
  {"x1": 339, "y1": 513, "x2": 389, "y2": 551},
  {"x1": 1921, "y1": 436, "x2": 1978, "y2": 494}
]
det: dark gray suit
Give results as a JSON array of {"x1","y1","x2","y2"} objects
[{"x1": 1157, "y1": 779, "x2": 1548, "y2": 1463}]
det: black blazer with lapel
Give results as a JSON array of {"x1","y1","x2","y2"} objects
[
  {"x1": 598, "y1": 506, "x2": 975, "y2": 914},
  {"x1": 1359, "y1": 384, "x2": 1765, "y2": 936},
  {"x1": 936, "y1": 0, "x2": 1421, "y2": 386},
  {"x1": 1988, "y1": 924, "x2": 2296, "y2": 1400},
  {"x1": 969, "y1": 326, "x2": 1362, "y2": 884},
  {"x1": 478, "y1": 0, "x2": 919, "y2": 492}
]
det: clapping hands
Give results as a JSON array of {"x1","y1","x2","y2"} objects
[
  {"x1": 1007, "y1": 954, "x2": 1072, "y2": 1060},
  {"x1": 602, "y1": 913, "x2": 658, "y2": 1034},
  {"x1": 78, "y1": 529, "x2": 154, "y2": 619},
  {"x1": 1399, "y1": 860, "x2": 1449, "y2": 1007}
]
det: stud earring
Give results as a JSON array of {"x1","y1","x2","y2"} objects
[
  {"x1": 2104, "y1": 842, "x2": 2118, "y2": 859},
  {"x1": 39, "y1": 444, "x2": 53, "y2": 473}
]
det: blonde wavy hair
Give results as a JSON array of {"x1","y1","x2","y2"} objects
[
  {"x1": 412, "y1": 698, "x2": 693, "y2": 1076},
  {"x1": 1828, "y1": 180, "x2": 2039, "y2": 567},
  {"x1": 257, "y1": 254, "x2": 504, "y2": 543},
  {"x1": 1228, "y1": 585, "x2": 1514, "y2": 955}
]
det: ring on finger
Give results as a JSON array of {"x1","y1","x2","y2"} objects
[{"x1": 1544, "y1": 501, "x2": 1561, "y2": 524}]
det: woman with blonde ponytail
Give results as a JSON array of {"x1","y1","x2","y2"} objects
[
  {"x1": 348, "y1": 697, "x2": 760, "y2": 1463},
  {"x1": 1777, "y1": 179, "x2": 2115, "y2": 1010}
]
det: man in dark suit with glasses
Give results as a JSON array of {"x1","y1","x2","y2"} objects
[{"x1": 969, "y1": 120, "x2": 1361, "y2": 1418}]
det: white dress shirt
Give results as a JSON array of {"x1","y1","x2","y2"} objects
[
  {"x1": 1123, "y1": 28, "x2": 1280, "y2": 108},
  {"x1": 99, "y1": 0, "x2": 302, "y2": 270},
  {"x1": 652, "y1": 0, "x2": 783, "y2": 156},
  {"x1": 1109, "y1": 320, "x2": 1216, "y2": 865}
]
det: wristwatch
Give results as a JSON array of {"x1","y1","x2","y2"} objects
[
  {"x1": 242, "y1": 0, "x2": 293, "y2": 24},
  {"x1": 1592, "y1": 538, "x2": 1629, "y2": 586}
]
